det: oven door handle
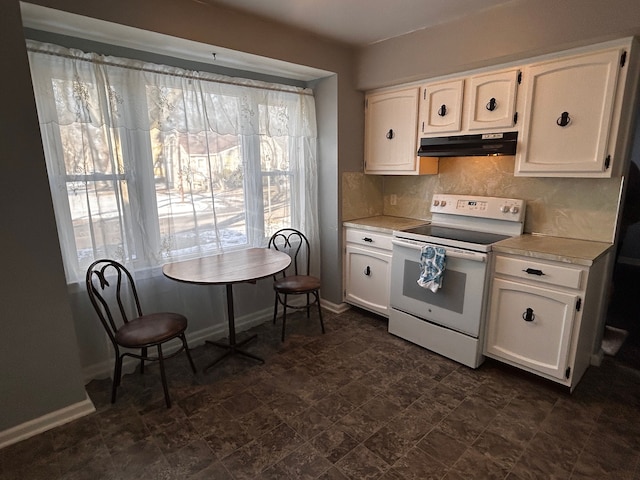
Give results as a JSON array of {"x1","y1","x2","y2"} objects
[{"x1": 392, "y1": 239, "x2": 487, "y2": 262}]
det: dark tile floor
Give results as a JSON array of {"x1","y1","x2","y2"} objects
[{"x1": 2, "y1": 307, "x2": 640, "y2": 480}]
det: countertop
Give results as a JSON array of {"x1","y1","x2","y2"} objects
[
  {"x1": 343, "y1": 215, "x2": 429, "y2": 234},
  {"x1": 343, "y1": 217, "x2": 613, "y2": 267},
  {"x1": 493, "y1": 234, "x2": 613, "y2": 266}
]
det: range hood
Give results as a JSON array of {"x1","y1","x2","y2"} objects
[{"x1": 417, "y1": 132, "x2": 518, "y2": 157}]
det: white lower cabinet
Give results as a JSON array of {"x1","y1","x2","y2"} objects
[
  {"x1": 484, "y1": 252, "x2": 608, "y2": 391},
  {"x1": 485, "y1": 278, "x2": 577, "y2": 380},
  {"x1": 344, "y1": 228, "x2": 392, "y2": 316}
]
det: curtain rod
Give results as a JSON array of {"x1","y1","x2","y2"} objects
[{"x1": 26, "y1": 45, "x2": 314, "y2": 97}]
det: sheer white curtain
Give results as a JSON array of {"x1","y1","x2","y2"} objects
[{"x1": 27, "y1": 40, "x2": 319, "y2": 284}]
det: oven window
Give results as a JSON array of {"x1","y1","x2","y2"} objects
[{"x1": 402, "y1": 259, "x2": 466, "y2": 314}]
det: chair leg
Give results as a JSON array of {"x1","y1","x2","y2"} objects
[
  {"x1": 111, "y1": 354, "x2": 122, "y2": 404},
  {"x1": 281, "y1": 294, "x2": 288, "y2": 342},
  {"x1": 157, "y1": 344, "x2": 171, "y2": 409},
  {"x1": 316, "y1": 291, "x2": 325, "y2": 334},
  {"x1": 272, "y1": 292, "x2": 279, "y2": 325},
  {"x1": 140, "y1": 347, "x2": 147, "y2": 374},
  {"x1": 306, "y1": 293, "x2": 311, "y2": 318},
  {"x1": 182, "y1": 334, "x2": 197, "y2": 373}
]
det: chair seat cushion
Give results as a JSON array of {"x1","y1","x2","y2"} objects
[
  {"x1": 274, "y1": 275, "x2": 321, "y2": 294},
  {"x1": 115, "y1": 312, "x2": 188, "y2": 348}
]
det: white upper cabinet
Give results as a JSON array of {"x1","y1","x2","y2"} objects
[
  {"x1": 419, "y1": 79, "x2": 464, "y2": 135},
  {"x1": 515, "y1": 47, "x2": 629, "y2": 177},
  {"x1": 365, "y1": 86, "x2": 438, "y2": 175},
  {"x1": 364, "y1": 38, "x2": 638, "y2": 177},
  {"x1": 466, "y1": 69, "x2": 519, "y2": 131},
  {"x1": 419, "y1": 69, "x2": 519, "y2": 137}
]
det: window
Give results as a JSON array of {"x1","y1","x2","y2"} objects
[{"x1": 28, "y1": 40, "x2": 318, "y2": 283}]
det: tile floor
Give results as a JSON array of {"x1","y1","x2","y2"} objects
[{"x1": 2, "y1": 307, "x2": 640, "y2": 480}]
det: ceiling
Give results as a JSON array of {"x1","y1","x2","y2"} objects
[{"x1": 203, "y1": 0, "x2": 521, "y2": 46}]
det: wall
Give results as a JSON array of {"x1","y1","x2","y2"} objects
[
  {"x1": 357, "y1": 0, "x2": 640, "y2": 90},
  {"x1": 0, "y1": 1, "x2": 88, "y2": 435},
  {"x1": 1, "y1": 0, "x2": 362, "y2": 441},
  {"x1": 342, "y1": 173, "x2": 384, "y2": 221},
  {"x1": 618, "y1": 115, "x2": 640, "y2": 261},
  {"x1": 344, "y1": 157, "x2": 622, "y2": 243},
  {"x1": 314, "y1": 75, "x2": 342, "y2": 303}
]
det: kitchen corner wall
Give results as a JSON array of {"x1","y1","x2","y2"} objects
[
  {"x1": 343, "y1": 156, "x2": 623, "y2": 244},
  {"x1": 1, "y1": 0, "x2": 89, "y2": 436},
  {"x1": 342, "y1": 172, "x2": 384, "y2": 221}
]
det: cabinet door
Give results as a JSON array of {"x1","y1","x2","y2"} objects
[
  {"x1": 467, "y1": 69, "x2": 519, "y2": 131},
  {"x1": 418, "y1": 79, "x2": 464, "y2": 135},
  {"x1": 515, "y1": 48, "x2": 622, "y2": 176},
  {"x1": 364, "y1": 87, "x2": 419, "y2": 173},
  {"x1": 485, "y1": 278, "x2": 577, "y2": 380},
  {"x1": 345, "y1": 245, "x2": 391, "y2": 316}
]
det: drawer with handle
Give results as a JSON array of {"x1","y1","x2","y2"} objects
[
  {"x1": 345, "y1": 228, "x2": 393, "y2": 251},
  {"x1": 494, "y1": 255, "x2": 583, "y2": 289}
]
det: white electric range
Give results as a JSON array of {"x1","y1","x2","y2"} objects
[{"x1": 389, "y1": 194, "x2": 525, "y2": 368}]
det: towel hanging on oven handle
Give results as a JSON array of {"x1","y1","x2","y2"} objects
[{"x1": 417, "y1": 245, "x2": 446, "y2": 293}]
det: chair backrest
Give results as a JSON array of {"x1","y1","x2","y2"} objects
[
  {"x1": 86, "y1": 259, "x2": 143, "y2": 343},
  {"x1": 268, "y1": 228, "x2": 311, "y2": 277}
]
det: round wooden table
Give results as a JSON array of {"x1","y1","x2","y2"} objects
[{"x1": 163, "y1": 248, "x2": 291, "y2": 371}]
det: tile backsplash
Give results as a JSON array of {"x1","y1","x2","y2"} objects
[{"x1": 343, "y1": 156, "x2": 622, "y2": 243}]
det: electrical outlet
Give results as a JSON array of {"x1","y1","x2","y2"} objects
[{"x1": 390, "y1": 194, "x2": 397, "y2": 206}]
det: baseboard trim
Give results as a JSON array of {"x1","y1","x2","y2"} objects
[
  {"x1": 0, "y1": 395, "x2": 95, "y2": 450},
  {"x1": 82, "y1": 306, "x2": 274, "y2": 382},
  {"x1": 321, "y1": 298, "x2": 350, "y2": 314},
  {"x1": 591, "y1": 348, "x2": 605, "y2": 366},
  {"x1": 82, "y1": 299, "x2": 351, "y2": 383},
  {"x1": 617, "y1": 256, "x2": 640, "y2": 267}
]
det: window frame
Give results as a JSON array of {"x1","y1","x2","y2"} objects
[{"x1": 34, "y1": 58, "x2": 305, "y2": 282}]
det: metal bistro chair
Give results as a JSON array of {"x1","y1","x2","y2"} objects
[
  {"x1": 268, "y1": 229, "x2": 324, "y2": 342},
  {"x1": 86, "y1": 259, "x2": 197, "y2": 408}
]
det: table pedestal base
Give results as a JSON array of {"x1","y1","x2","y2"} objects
[
  {"x1": 162, "y1": 250, "x2": 291, "y2": 374},
  {"x1": 203, "y1": 334, "x2": 264, "y2": 372}
]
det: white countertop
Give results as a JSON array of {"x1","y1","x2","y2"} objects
[
  {"x1": 493, "y1": 234, "x2": 613, "y2": 266},
  {"x1": 343, "y1": 216, "x2": 429, "y2": 234},
  {"x1": 344, "y1": 218, "x2": 613, "y2": 266}
]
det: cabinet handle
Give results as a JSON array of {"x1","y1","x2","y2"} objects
[
  {"x1": 522, "y1": 307, "x2": 535, "y2": 322},
  {"x1": 486, "y1": 97, "x2": 497, "y2": 111},
  {"x1": 556, "y1": 111, "x2": 571, "y2": 127},
  {"x1": 364, "y1": 266, "x2": 371, "y2": 276},
  {"x1": 438, "y1": 104, "x2": 447, "y2": 117},
  {"x1": 386, "y1": 129, "x2": 394, "y2": 139},
  {"x1": 362, "y1": 237, "x2": 373, "y2": 243},
  {"x1": 523, "y1": 268, "x2": 545, "y2": 276}
]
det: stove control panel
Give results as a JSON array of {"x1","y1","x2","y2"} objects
[{"x1": 431, "y1": 194, "x2": 525, "y2": 222}]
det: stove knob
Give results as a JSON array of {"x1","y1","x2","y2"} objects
[
  {"x1": 500, "y1": 205, "x2": 510, "y2": 213},
  {"x1": 433, "y1": 200, "x2": 440, "y2": 207},
  {"x1": 510, "y1": 206, "x2": 520, "y2": 214},
  {"x1": 440, "y1": 200, "x2": 447, "y2": 207}
]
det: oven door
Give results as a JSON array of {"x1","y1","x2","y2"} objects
[{"x1": 390, "y1": 238, "x2": 489, "y2": 337}]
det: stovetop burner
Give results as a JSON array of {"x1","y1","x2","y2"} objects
[
  {"x1": 393, "y1": 194, "x2": 526, "y2": 253},
  {"x1": 403, "y1": 225, "x2": 511, "y2": 246}
]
